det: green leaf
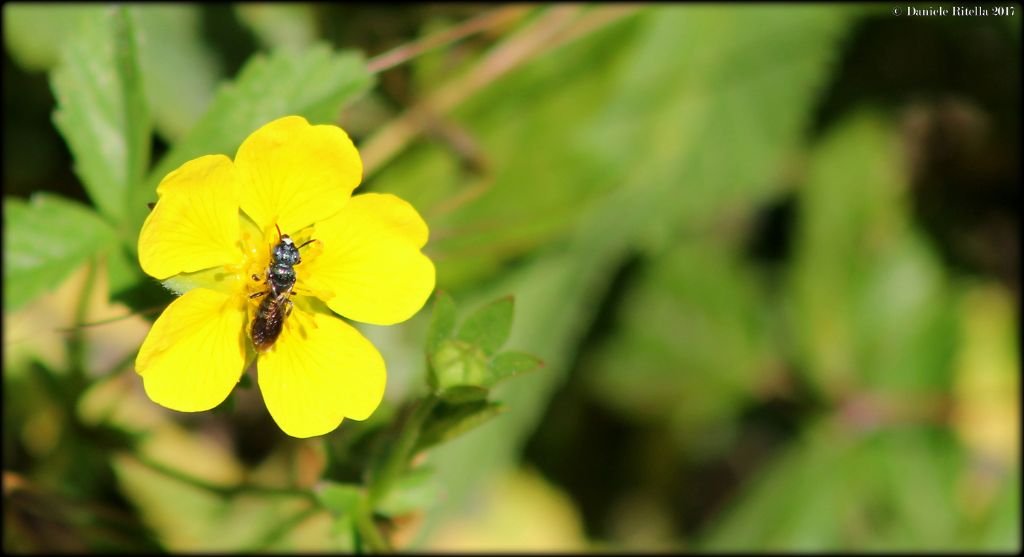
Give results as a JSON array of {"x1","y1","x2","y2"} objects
[
  {"x1": 332, "y1": 515, "x2": 357, "y2": 552},
  {"x1": 316, "y1": 482, "x2": 363, "y2": 516},
  {"x1": 438, "y1": 385, "x2": 489, "y2": 404},
  {"x1": 235, "y1": 4, "x2": 318, "y2": 52},
  {"x1": 50, "y1": 6, "x2": 151, "y2": 224},
  {"x1": 864, "y1": 430, "x2": 965, "y2": 550},
  {"x1": 104, "y1": 241, "x2": 143, "y2": 300},
  {"x1": 977, "y1": 470, "x2": 1021, "y2": 551},
  {"x1": 584, "y1": 240, "x2": 771, "y2": 454},
  {"x1": 113, "y1": 448, "x2": 335, "y2": 551},
  {"x1": 416, "y1": 400, "x2": 505, "y2": 453},
  {"x1": 699, "y1": 427, "x2": 848, "y2": 550},
  {"x1": 378, "y1": 6, "x2": 858, "y2": 289},
  {"x1": 426, "y1": 291, "x2": 457, "y2": 356},
  {"x1": 107, "y1": 263, "x2": 175, "y2": 316},
  {"x1": 788, "y1": 113, "x2": 956, "y2": 398},
  {"x1": 489, "y1": 351, "x2": 544, "y2": 384},
  {"x1": 133, "y1": 5, "x2": 221, "y2": 142},
  {"x1": 699, "y1": 425, "x2": 967, "y2": 551},
  {"x1": 3, "y1": 194, "x2": 117, "y2": 311},
  {"x1": 429, "y1": 339, "x2": 489, "y2": 392},
  {"x1": 455, "y1": 296, "x2": 514, "y2": 356},
  {"x1": 135, "y1": 45, "x2": 374, "y2": 236},
  {"x1": 421, "y1": 3, "x2": 858, "y2": 525},
  {"x1": 5, "y1": 4, "x2": 218, "y2": 145},
  {"x1": 2, "y1": 4, "x2": 105, "y2": 71},
  {"x1": 375, "y1": 466, "x2": 441, "y2": 518},
  {"x1": 317, "y1": 479, "x2": 367, "y2": 549},
  {"x1": 103, "y1": 248, "x2": 170, "y2": 316}
]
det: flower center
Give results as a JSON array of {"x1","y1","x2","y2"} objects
[
  {"x1": 234, "y1": 220, "x2": 322, "y2": 303},
  {"x1": 240, "y1": 229, "x2": 272, "y2": 300}
]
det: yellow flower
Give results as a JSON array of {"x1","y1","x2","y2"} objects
[{"x1": 135, "y1": 116, "x2": 435, "y2": 438}]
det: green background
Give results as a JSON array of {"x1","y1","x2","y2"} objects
[{"x1": 3, "y1": 3, "x2": 1020, "y2": 552}]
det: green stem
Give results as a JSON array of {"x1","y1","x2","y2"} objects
[
  {"x1": 246, "y1": 505, "x2": 320, "y2": 551},
  {"x1": 354, "y1": 498, "x2": 392, "y2": 553},
  {"x1": 368, "y1": 394, "x2": 439, "y2": 505},
  {"x1": 135, "y1": 454, "x2": 315, "y2": 501},
  {"x1": 352, "y1": 394, "x2": 440, "y2": 553},
  {"x1": 54, "y1": 304, "x2": 165, "y2": 333}
]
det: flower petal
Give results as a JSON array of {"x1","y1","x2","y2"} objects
[
  {"x1": 138, "y1": 155, "x2": 242, "y2": 280},
  {"x1": 257, "y1": 308, "x2": 385, "y2": 438},
  {"x1": 135, "y1": 288, "x2": 249, "y2": 412},
  {"x1": 297, "y1": 193, "x2": 436, "y2": 325},
  {"x1": 235, "y1": 115, "x2": 363, "y2": 235}
]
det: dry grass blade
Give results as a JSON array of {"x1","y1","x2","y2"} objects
[{"x1": 360, "y1": 5, "x2": 643, "y2": 179}]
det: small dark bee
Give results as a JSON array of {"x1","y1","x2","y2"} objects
[{"x1": 249, "y1": 225, "x2": 316, "y2": 352}]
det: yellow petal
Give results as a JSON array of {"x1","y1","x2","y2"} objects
[
  {"x1": 297, "y1": 193, "x2": 436, "y2": 325},
  {"x1": 235, "y1": 115, "x2": 363, "y2": 235},
  {"x1": 257, "y1": 307, "x2": 385, "y2": 438},
  {"x1": 135, "y1": 289, "x2": 249, "y2": 412},
  {"x1": 138, "y1": 155, "x2": 243, "y2": 280}
]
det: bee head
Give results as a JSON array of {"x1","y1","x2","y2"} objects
[{"x1": 273, "y1": 235, "x2": 301, "y2": 265}]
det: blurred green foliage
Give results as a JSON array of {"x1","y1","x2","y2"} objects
[{"x1": 3, "y1": 2, "x2": 1020, "y2": 553}]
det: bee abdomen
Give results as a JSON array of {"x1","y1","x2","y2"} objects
[{"x1": 251, "y1": 294, "x2": 286, "y2": 352}]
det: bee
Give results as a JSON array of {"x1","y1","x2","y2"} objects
[{"x1": 249, "y1": 225, "x2": 317, "y2": 352}]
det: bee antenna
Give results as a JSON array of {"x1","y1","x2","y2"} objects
[
  {"x1": 275, "y1": 223, "x2": 283, "y2": 240},
  {"x1": 297, "y1": 238, "x2": 317, "y2": 250}
]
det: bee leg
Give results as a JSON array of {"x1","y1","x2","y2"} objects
[
  {"x1": 249, "y1": 291, "x2": 265, "y2": 299},
  {"x1": 285, "y1": 299, "x2": 294, "y2": 317},
  {"x1": 251, "y1": 274, "x2": 261, "y2": 282}
]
